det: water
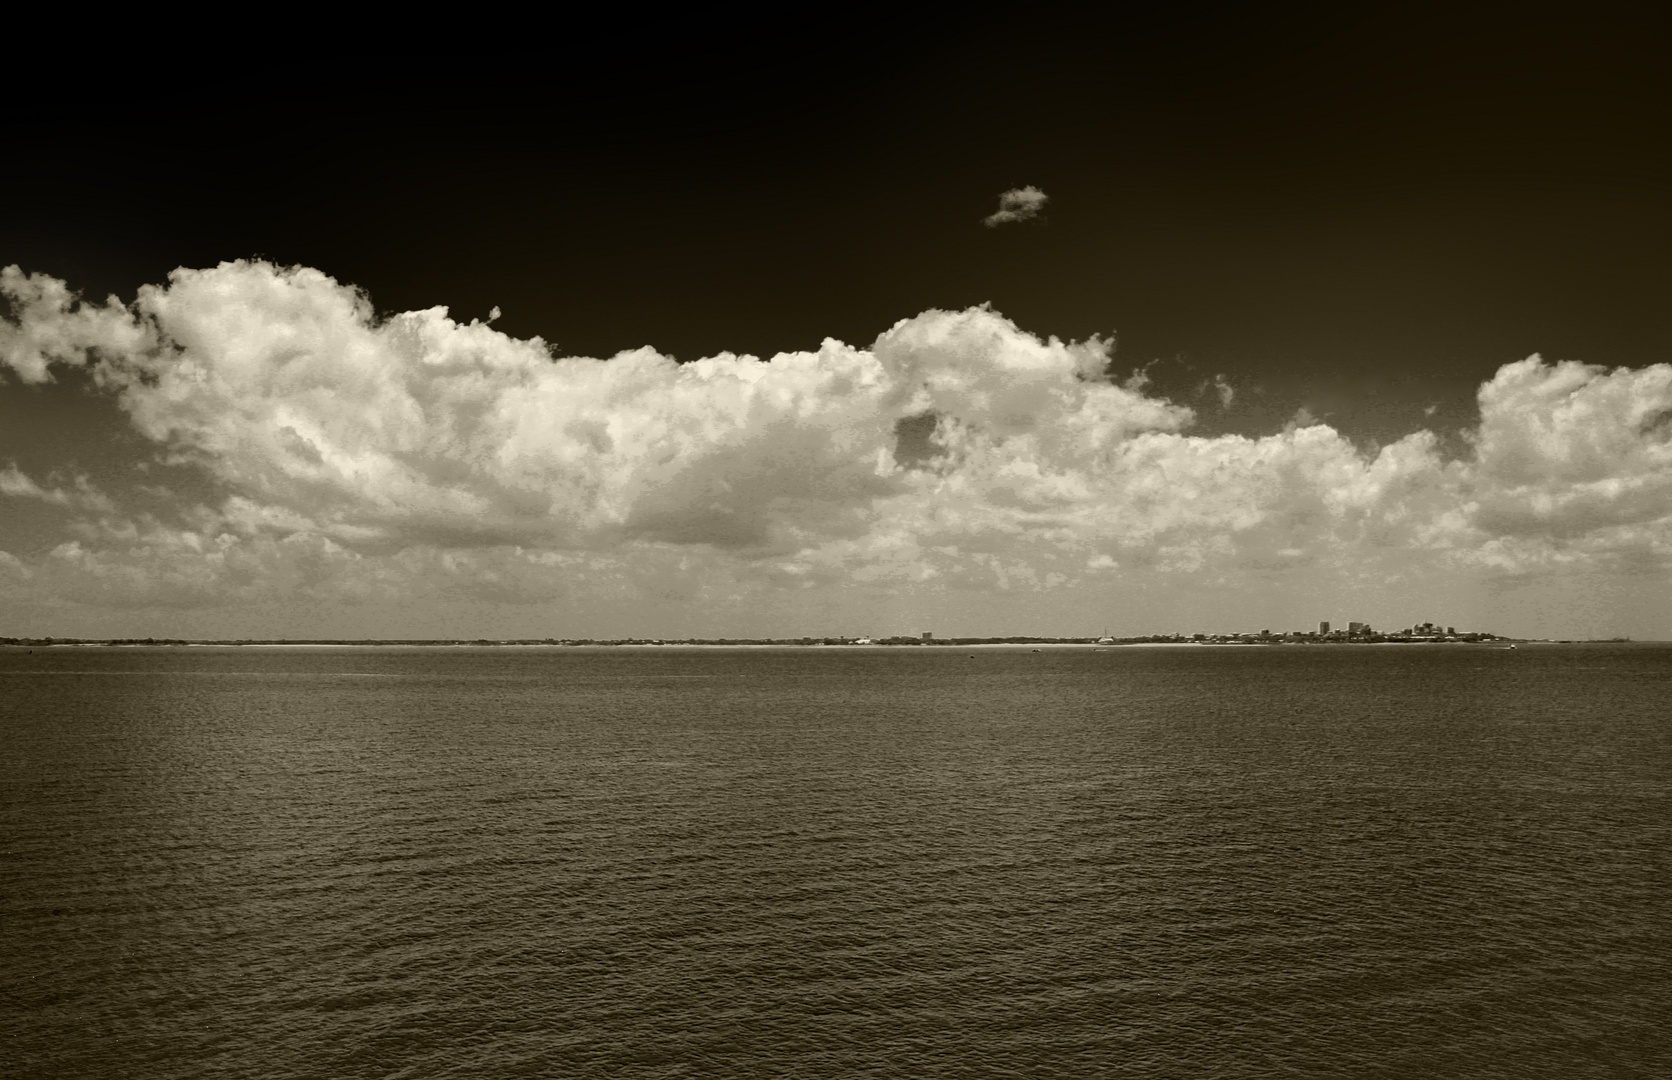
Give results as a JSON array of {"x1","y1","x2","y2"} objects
[{"x1": 3, "y1": 644, "x2": 1668, "y2": 1078}]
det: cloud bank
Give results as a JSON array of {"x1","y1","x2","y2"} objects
[{"x1": 3, "y1": 261, "x2": 1671, "y2": 635}]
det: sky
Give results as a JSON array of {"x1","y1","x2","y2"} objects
[{"x1": 3, "y1": 1, "x2": 1671, "y2": 640}]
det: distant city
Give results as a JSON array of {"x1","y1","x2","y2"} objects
[
  {"x1": 1085, "y1": 620, "x2": 1512, "y2": 646},
  {"x1": 0, "y1": 621, "x2": 1525, "y2": 648},
  {"x1": 736, "y1": 620, "x2": 1514, "y2": 647}
]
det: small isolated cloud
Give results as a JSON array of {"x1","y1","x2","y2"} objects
[
  {"x1": 1196, "y1": 374, "x2": 1235, "y2": 410},
  {"x1": 983, "y1": 186, "x2": 1048, "y2": 227}
]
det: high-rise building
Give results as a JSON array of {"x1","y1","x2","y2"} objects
[
  {"x1": 921, "y1": 631, "x2": 933, "y2": 642},
  {"x1": 1348, "y1": 621, "x2": 1369, "y2": 634},
  {"x1": 1319, "y1": 620, "x2": 1331, "y2": 635}
]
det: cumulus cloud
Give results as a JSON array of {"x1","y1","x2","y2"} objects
[
  {"x1": 982, "y1": 186, "x2": 1048, "y2": 227},
  {"x1": 0, "y1": 267, "x2": 155, "y2": 384},
  {"x1": 1458, "y1": 358, "x2": 1672, "y2": 569},
  {"x1": 0, "y1": 465, "x2": 116, "y2": 513},
  {"x1": 3, "y1": 260, "x2": 1671, "y2": 627}
]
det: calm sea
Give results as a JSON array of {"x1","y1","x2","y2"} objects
[{"x1": 2, "y1": 644, "x2": 1668, "y2": 1078}]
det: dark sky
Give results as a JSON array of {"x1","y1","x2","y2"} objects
[{"x1": 7, "y1": 0, "x2": 1671, "y2": 442}]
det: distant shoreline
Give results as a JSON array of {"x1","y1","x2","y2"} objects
[{"x1": 1, "y1": 638, "x2": 1654, "y2": 649}]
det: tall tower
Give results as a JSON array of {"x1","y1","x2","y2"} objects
[{"x1": 1319, "y1": 620, "x2": 1331, "y2": 635}]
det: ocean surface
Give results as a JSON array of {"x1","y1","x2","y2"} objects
[{"x1": 2, "y1": 643, "x2": 1668, "y2": 1078}]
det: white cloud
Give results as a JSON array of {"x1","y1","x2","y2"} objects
[
  {"x1": 1468, "y1": 357, "x2": 1672, "y2": 540},
  {"x1": 1194, "y1": 374, "x2": 1236, "y2": 409},
  {"x1": 0, "y1": 465, "x2": 117, "y2": 513},
  {"x1": 3, "y1": 260, "x2": 1671, "y2": 634},
  {"x1": 982, "y1": 186, "x2": 1048, "y2": 227},
  {"x1": 0, "y1": 267, "x2": 155, "y2": 384}
]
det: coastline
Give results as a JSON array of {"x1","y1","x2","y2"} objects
[{"x1": 4, "y1": 638, "x2": 1656, "y2": 650}]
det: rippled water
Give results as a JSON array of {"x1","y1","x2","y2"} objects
[{"x1": 3, "y1": 644, "x2": 1669, "y2": 1078}]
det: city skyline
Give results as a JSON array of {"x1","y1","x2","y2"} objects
[{"x1": 0, "y1": 617, "x2": 1556, "y2": 648}]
